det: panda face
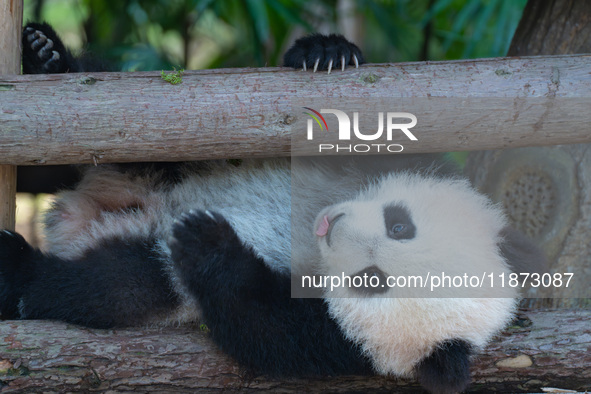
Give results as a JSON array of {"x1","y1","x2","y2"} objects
[
  {"x1": 314, "y1": 173, "x2": 518, "y2": 376},
  {"x1": 315, "y1": 173, "x2": 512, "y2": 298}
]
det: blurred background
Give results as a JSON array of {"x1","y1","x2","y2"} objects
[{"x1": 23, "y1": 0, "x2": 527, "y2": 70}]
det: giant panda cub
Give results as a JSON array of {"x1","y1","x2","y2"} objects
[{"x1": 1, "y1": 23, "x2": 543, "y2": 394}]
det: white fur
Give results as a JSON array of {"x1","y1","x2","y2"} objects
[
  {"x1": 45, "y1": 159, "x2": 292, "y2": 268},
  {"x1": 317, "y1": 173, "x2": 518, "y2": 376}
]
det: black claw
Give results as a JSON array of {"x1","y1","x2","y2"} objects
[
  {"x1": 38, "y1": 41, "x2": 55, "y2": 61},
  {"x1": 50, "y1": 50, "x2": 61, "y2": 62},
  {"x1": 31, "y1": 36, "x2": 47, "y2": 52},
  {"x1": 26, "y1": 30, "x2": 37, "y2": 43},
  {"x1": 283, "y1": 33, "x2": 364, "y2": 72}
]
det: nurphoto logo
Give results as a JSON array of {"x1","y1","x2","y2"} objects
[{"x1": 303, "y1": 108, "x2": 418, "y2": 153}]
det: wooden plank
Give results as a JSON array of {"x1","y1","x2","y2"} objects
[
  {"x1": 0, "y1": 0, "x2": 22, "y2": 230},
  {"x1": 0, "y1": 54, "x2": 590, "y2": 166}
]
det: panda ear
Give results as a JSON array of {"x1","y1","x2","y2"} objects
[{"x1": 498, "y1": 226, "x2": 548, "y2": 275}]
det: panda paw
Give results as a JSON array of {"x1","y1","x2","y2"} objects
[
  {"x1": 283, "y1": 33, "x2": 364, "y2": 73},
  {"x1": 0, "y1": 230, "x2": 34, "y2": 319},
  {"x1": 169, "y1": 210, "x2": 244, "y2": 281},
  {"x1": 415, "y1": 339, "x2": 472, "y2": 394},
  {"x1": 22, "y1": 22, "x2": 68, "y2": 74},
  {"x1": 0, "y1": 230, "x2": 33, "y2": 272}
]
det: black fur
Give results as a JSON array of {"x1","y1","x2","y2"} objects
[
  {"x1": 17, "y1": 165, "x2": 82, "y2": 194},
  {"x1": 169, "y1": 210, "x2": 373, "y2": 376},
  {"x1": 283, "y1": 33, "x2": 364, "y2": 70},
  {"x1": 415, "y1": 339, "x2": 473, "y2": 394},
  {"x1": 0, "y1": 231, "x2": 177, "y2": 328},
  {"x1": 114, "y1": 162, "x2": 188, "y2": 189}
]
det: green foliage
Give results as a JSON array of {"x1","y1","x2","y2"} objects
[
  {"x1": 24, "y1": 0, "x2": 527, "y2": 71},
  {"x1": 424, "y1": 0, "x2": 528, "y2": 60},
  {"x1": 161, "y1": 68, "x2": 184, "y2": 84}
]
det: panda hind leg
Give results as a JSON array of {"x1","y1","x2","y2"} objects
[
  {"x1": 0, "y1": 230, "x2": 178, "y2": 328},
  {"x1": 415, "y1": 339, "x2": 473, "y2": 394}
]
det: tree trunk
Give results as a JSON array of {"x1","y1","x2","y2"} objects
[
  {"x1": 508, "y1": 0, "x2": 591, "y2": 56},
  {"x1": 1, "y1": 310, "x2": 589, "y2": 392}
]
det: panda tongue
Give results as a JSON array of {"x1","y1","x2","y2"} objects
[{"x1": 316, "y1": 215, "x2": 330, "y2": 237}]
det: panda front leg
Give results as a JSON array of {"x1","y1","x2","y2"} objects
[
  {"x1": 169, "y1": 210, "x2": 373, "y2": 377},
  {"x1": 0, "y1": 230, "x2": 178, "y2": 328}
]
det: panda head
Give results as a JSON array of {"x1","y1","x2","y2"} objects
[{"x1": 314, "y1": 172, "x2": 519, "y2": 378}]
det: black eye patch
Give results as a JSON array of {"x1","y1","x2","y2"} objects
[{"x1": 384, "y1": 204, "x2": 416, "y2": 240}]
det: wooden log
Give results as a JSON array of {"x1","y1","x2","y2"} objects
[
  {"x1": 0, "y1": 54, "x2": 590, "y2": 166},
  {"x1": 0, "y1": 0, "x2": 22, "y2": 230},
  {"x1": 0, "y1": 1, "x2": 21, "y2": 75},
  {"x1": 0, "y1": 165, "x2": 16, "y2": 230},
  {"x1": 0, "y1": 310, "x2": 589, "y2": 392}
]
